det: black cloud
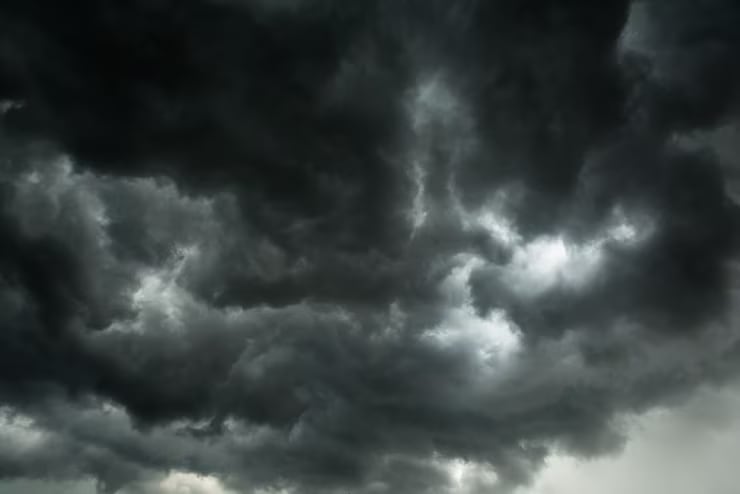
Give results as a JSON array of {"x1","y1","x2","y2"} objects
[{"x1": 1, "y1": 1, "x2": 740, "y2": 493}]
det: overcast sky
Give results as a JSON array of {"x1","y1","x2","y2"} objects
[{"x1": 1, "y1": 1, "x2": 740, "y2": 493}]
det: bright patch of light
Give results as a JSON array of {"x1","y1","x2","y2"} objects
[
  {"x1": 504, "y1": 235, "x2": 604, "y2": 296},
  {"x1": 434, "y1": 457, "x2": 501, "y2": 494},
  {"x1": 428, "y1": 255, "x2": 522, "y2": 361},
  {"x1": 159, "y1": 472, "x2": 236, "y2": 494},
  {"x1": 125, "y1": 245, "x2": 200, "y2": 330},
  {"x1": 100, "y1": 400, "x2": 129, "y2": 418},
  {"x1": 456, "y1": 188, "x2": 523, "y2": 248},
  {"x1": 449, "y1": 459, "x2": 466, "y2": 486},
  {"x1": 516, "y1": 236, "x2": 570, "y2": 281},
  {"x1": 465, "y1": 202, "x2": 654, "y2": 297},
  {"x1": 132, "y1": 271, "x2": 184, "y2": 320},
  {"x1": 477, "y1": 209, "x2": 522, "y2": 247},
  {"x1": 432, "y1": 306, "x2": 522, "y2": 362},
  {"x1": 0, "y1": 407, "x2": 46, "y2": 450},
  {"x1": 609, "y1": 221, "x2": 638, "y2": 243},
  {"x1": 605, "y1": 206, "x2": 654, "y2": 247}
]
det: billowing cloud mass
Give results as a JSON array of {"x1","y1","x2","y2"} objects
[{"x1": 1, "y1": 1, "x2": 740, "y2": 493}]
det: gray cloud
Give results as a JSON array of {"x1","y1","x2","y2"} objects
[{"x1": 1, "y1": 1, "x2": 740, "y2": 493}]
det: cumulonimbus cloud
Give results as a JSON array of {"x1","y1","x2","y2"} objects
[{"x1": 1, "y1": 1, "x2": 740, "y2": 493}]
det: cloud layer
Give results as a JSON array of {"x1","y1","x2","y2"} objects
[{"x1": 2, "y1": 1, "x2": 740, "y2": 492}]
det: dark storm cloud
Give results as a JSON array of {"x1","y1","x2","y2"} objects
[
  {"x1": 623, "y1": 0, "x2": 740, "y2": 131},
  {"x1": 2, "y1": 1, "x2": 740, "y2": 493}
]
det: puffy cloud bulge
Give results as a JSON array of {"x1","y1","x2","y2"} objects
[{"x1": 1, "y1": 0, "x2": 740, "y2": 493}]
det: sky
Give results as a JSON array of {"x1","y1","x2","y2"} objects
[{"x1": 1, "y1": 1, "x2": 740, "y2": 493}]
